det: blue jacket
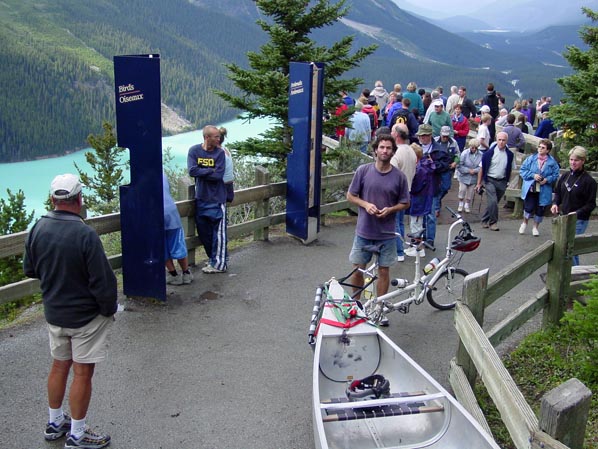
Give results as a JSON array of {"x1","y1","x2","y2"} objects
[
  {"x1": 480, "y1": 144, "x2": 515, "y2": 183},
  {"x1": 535, "y1": 119, "x2": 556, "y2": 139},
  {"x1": 519, "y1": 153, "x2": 560, "y2": 206}
]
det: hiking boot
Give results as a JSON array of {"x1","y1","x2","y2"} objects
[
  {"x1": 44, "y1": 413, "x2": 71, "y2": 440},
  {"x1": 167, "y1": 273, "x2": 183, "y2": 285},
  {"x1": 182, "y1": 271, "x2": 193, "y2": 284},
  {"x1": 64, "y1": 427, "x2": 111, "y2": 449},
  {"x1": 202, "y1": 265, "x2": 226, "y2": 274}
]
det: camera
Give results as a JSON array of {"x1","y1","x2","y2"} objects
[{"x1": 476, "y1": 185, "x2": 485, "y2": 195}]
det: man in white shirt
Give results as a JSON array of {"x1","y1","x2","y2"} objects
[{"x1": 390, "y1": 124, "x2": 417, "y2": 261}]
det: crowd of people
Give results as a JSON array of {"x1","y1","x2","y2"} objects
[{"x1": 342, "y1": 79, "x2": 596, "y2": 314}]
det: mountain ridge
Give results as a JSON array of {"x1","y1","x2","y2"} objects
[{"x1": 0, "y1": 0, "x2": 579, "y2": 162}]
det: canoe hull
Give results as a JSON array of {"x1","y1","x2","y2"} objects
[{"x1": 312, "y1": 292, "x2": 501, "y2": 449}]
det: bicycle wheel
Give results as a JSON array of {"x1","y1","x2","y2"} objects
[{"x1": 426, "y1": 267, "x2": 468, "y2": 310}]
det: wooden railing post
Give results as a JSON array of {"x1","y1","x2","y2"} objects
[
  {"x1": 320, "y1": 165, "x2": 328, "y2": 227},
  {"x1": 179, "y1": 178, "x2": 197, "y2": 266},
  {"x1": 544, "y1": 213, "x2": 576, "y2": 327},
  {"x1": 539, "y1": 378, "x2": 592, "y2": 449},
  {"x1": 456, "y1": 268, "x2": 489, "y2": 387},
  {"x1": 254, "y1": 166, "x2": 270, "y2": 241}
]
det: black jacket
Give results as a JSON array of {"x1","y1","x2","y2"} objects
[
  {"x1": 553, "y1": 170, "x2": 597, "y2": 221},
  {"x1": 24, "y1": 210, "x2": 117, "y2": 328}
]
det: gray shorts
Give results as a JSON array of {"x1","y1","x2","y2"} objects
[
  {"x1": 48, "y1": 314, "x2": 113, "y2": 364},
  {"x1": 349, "y1": 235, "x2": 397, "y2": 268}
]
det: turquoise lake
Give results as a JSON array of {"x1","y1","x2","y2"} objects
[{"x1": 0, "y1": 117, "x2": 273, "y2": 220}]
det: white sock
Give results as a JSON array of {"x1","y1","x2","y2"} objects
[
  {"x1": 458, "y1": 201, "x2": 464, "y2": 207},
  {"x1": 70, "y1": 417, "x2": 86, "y2": 438},
  {"x1": 49, "y1": 407, "x2": 64, "y2": 424}
]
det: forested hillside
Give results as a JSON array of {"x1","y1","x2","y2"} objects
[
  {"x1": 0, "y1": 0, "x2": 264, "y2": 162},
  {"x1": 0, "y1": 0, "x2": 573, "y2": 162}
]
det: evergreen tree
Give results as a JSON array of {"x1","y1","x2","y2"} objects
[
  {"x1": 215, "y1": 0, "x2": 377, "y2": 163},
  {"x1": 0, "y1": 189, "x2": 34, "y2": 286},
  {"x1": 550, "y1": 7, "x2": 598, "y2": 168},
  {"x1": 75, "y1": 121, "x2": 127, "y2": 215}
]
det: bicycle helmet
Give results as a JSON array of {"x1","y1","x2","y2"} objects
[
  {"x1": 346, "y1": 374, "x2": 390, "y2": 401},
  {"x1": 451, "y1": 228, "x2": 481, "y2": 252}
]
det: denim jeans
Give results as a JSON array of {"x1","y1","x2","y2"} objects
[
  {"x1": 395, "y1": 210, "x2": 405, "y2": 256},
  {"x1": 573, "y1": 219, "x2": 589, "y2": 266},
  {"x1": 438, "y1": 170, "x2": 454, "y2": 211},
  {"x1": 425, "y1": 196, "x2": 439, "y2": 245}
]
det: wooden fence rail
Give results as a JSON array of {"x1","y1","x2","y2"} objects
[
  {"x1": 0, "y1": 167, "x2": 354, "y2": 306},
  {"x1": 450, "y1": 214, "x2": 595, "y2": 449}
]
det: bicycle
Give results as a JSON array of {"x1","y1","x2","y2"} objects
[{"x1": 337, "y1": 206, "x2": 480, "y2": 325}]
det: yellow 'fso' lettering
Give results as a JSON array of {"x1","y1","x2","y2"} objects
[{"x1": 197, "y1": 157, "x2": 215, "y2": 167}]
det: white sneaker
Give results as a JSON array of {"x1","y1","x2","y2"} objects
[
  {"x1": 457, "y1": 203, "x2": 464, "y2": 212},
  {"x1": 167, "y1": 273, "x2": 183, "y2": 285},
  {"x1": 519, "y1": 223, "x2": 527, "y2": 235},
  {"x1": 397, "y1": 255, "x2": 405, "y2": 262},
  {"x1": 202, "y1": 265, "x2": 226, "y2": 274},
  {"x1": 182, "y1": 271, "x2": 194, "y2": 284},
  {"x1": 405, "y1": 246, "x2": 425, "y2": 257},
  {"x1": 464, "y1": 204, "x2": 470, "y2": 213},
  {"x1": 532, "y1": 227, "x2": 540, "y2": 236}
]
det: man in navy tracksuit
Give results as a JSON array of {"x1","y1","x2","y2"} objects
[{"x1": 187, "y1": 125, "x2": 228, "y2": 273}]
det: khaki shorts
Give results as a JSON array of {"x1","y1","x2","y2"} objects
[{"x1": 48, "y1": 314, "x2": 113, "y2": 364}]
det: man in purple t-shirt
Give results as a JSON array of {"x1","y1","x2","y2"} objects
[{"x1": 347, "y1": 135, "x2": 410, "y2": 300}]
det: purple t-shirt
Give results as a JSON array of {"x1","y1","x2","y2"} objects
[{"x1": 348, "y1": 163, "x2": 410, "y2": 240}]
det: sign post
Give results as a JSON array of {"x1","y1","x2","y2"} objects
[
  {"x1": 114, "y1": 54, "x2": 166, "y2": 301},
  {"x1": 286, "y1": 62, "x2": 324, "y2": 243}
]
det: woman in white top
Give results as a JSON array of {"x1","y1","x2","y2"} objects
[{"x1": 477, "y1": 113, "x2": 491, "y2": 151}]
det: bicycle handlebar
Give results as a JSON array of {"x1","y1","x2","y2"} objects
[
  {"x1": 423, "y1": 240, "x2": 435, "y2": 251},
  {"x1": 445, "y1": 205, "x2": 461, "y2": 219},
  {"x1": 445, "y1": 205, "x2": 472, "y2": 232}
]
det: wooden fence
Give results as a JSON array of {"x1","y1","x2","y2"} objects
[
  {"x1": 450, "y1": 213, "x2": 596, "y2": 449},
  {"x1": 0, "y1": 167, "x2": 355, "y2": 306}
]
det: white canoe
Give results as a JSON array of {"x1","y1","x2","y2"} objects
[{"x1": 310, "y1": 280, "x2": 501, "y2": 449}]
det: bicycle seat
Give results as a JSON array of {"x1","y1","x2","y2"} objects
[
  {"x1": 363, "y1": 244, "x2": 383, "y2": 255},
  {"x1": 406, "y1": 230, "x2": 425, "y2": 241}
]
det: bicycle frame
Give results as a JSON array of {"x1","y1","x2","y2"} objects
[{"x1": 355, "y1": 212, "x2": 469, "y2": 323}]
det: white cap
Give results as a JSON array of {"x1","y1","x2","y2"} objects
[
  {"x1": 480, "y1": 105, "x2": 490, "y2": 113},
  {"x1": 50, "y1": 174, "x2": 83, "y2": 199}
]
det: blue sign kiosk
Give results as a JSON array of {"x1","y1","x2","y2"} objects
[
  {"x1": 114, "y1": 54, "x2": 166, "y2": 301},
  {"x1": 286, "y1": 62, "x2": 324, "y2": 243}
]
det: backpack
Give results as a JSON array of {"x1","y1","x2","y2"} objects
[
  {"x1": 391, "y1": 108, "x2": 409, "y2": 126},
  {"x1": 362, "y1": 105, "x2": 379, "y2": 131}
]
